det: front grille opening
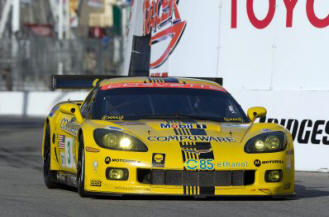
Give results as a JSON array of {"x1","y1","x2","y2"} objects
[
  {"x1": 137, "y1": 169, "x2": 255, "y2": 186},
  {"x1": 244, "y1": 170, "x2": 255, "y2": 185},
  {"x1": 137, "y1": 169, "x2": 152, "y2": 184}
]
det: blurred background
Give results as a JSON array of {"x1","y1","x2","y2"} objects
[{"x1": 0, "y1": 0, "x2": 130, "y2": 91}]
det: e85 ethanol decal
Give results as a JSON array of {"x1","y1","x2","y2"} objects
[
  {"x1": 261, "y1": 117, "x2": 329, "y2": 145},
  {"x1": 185, "y1": 159, "x2": 248, "y2": 170}
]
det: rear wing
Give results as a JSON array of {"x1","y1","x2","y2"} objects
[
  {"x1": 51, "y1": 75, "x2": 126, "y2": 90},
  {"x1": 52, "y1": 75, "x2": 223, "y2": 90}
]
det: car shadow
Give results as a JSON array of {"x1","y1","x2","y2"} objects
[
  {"x1": 51, "y1": 181, "x2": 329, "y2": 201},
  {"x1": 294, "y1": 184, "x2": 329, "y2": 199},
  {"x1": 86, "y1": 182, "x2": 329, "y2": 201}
]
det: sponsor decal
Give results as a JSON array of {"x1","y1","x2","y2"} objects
[
  {"x1": 112, "y1": 159, "x2": 142, "y2": 164},
  {"x1": 231, "y1": 0, "x2": 329, "y2": 29},
  {"x1": 64, "y1": 137, "x2": 74, "y2": 169},
  {"x1": 254, "y1": 159, "x2": 284, "y2": 167},
  {"x1": 49, "y1": 105, "x2": 59, "y2": 117},
  {"x1": 260, "y1": 117, "x2": 329, "y2": 145},
  {"x1": 262, "y1": 160, "x2": 284, "y2": 165},
  {"x1": 60, "y1": 118, "x2": 79, "y2": 136},
  {"x1": 147, "y1": 135, "x2": 235, "y2": 143},
  {"x1": 58, "y1": 135, "x2": 65, "y2": 149},
  {"x1": 102, "y1": 115, "x2": 124, "y2": 121},
  {"x1": 220, "y1": 123, "x2": 250, "y2": 128},
  {"x1": 101, "y1": 82, "x2": 226, "y2": 92},
  {"x1": 105, "y1": 126, "x2": 123, "y2": 131},
  {"x1": 185, "y1": 159, "x2": 200, "y2": 170},
  {"x1": 90, "y1": 180, "x2": 102, "y2": 187},
  {"x1": 105, "y1": 156, "x2": 111, "y2": 164},
  {"x1": 85, "y1": 146, "x2": 100, "y2": 153},
  {"x1": 60, "y1": 153, "x2": 66, "y2": 167},
  {"x1": 104, "y1": 157, "x2": 142, "y2": 165},
  {"x1": 152, "y1": 153, "x2": 165, "y2": 168},
  {"x1": 143, "y1": 0, "x2": 187, "y2": 68},
  {"x1": 254, "y1": 159, "x2": 261, "y2": 167},
  {"x1": 262, "y1": 128, "x2": 272, "y2": 133},
  {"x1": 160, "y1": 123, "x2": 207, "y2": 129},
  {"x1": 224, "y1": 117, "x2": 243, "y2": 122},
  {"x1": 216, "y1": 161, "x2": 249, "y2": 169},
  {"x1": 185, "y1": 159, "x2": 248, "y2": 170}
]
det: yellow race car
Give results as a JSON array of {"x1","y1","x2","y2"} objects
[{"x1": 42, "y1": 76, "x2": 295, "y2": 198}]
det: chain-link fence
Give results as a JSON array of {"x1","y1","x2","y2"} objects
[{"x1": 0, "y1": 35, "x2": 123, "y2": 91}]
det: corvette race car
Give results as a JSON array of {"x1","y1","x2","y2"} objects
[{"x1": 42, "y1": 76, "x2": 295, "y2": 198}]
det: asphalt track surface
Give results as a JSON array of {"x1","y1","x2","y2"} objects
[{"x1": 0, "y1": 117, "x2": 329, "y2": 217}]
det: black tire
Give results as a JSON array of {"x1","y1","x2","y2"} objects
[
  {"x1": 43, "y1": 124, "x2": 57, "y2": 188},
  {"x1": 77, "y1": 135, "x2": 88, "y2": 197}
]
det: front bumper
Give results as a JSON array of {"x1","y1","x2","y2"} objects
[
  {"x1": 83, "y1": 145, "x2": 295, "y2": 197},
  {"x1": 84, "y1": 165, "x2": 294, "y2": 197}
]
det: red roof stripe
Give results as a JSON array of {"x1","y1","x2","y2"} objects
[{"x1": 101, "y1": 82, "x2": 226, "y2": 92}]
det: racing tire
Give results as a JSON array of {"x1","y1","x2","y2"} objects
[
  {"x1": 43, "y1": 124, "x2": 57, "y2": 188},
  {"x1": 77, "y1": 135, "x2": 88, "y2": 197}
]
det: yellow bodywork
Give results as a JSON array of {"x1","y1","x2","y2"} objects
[{"x1": 42, "y1": 77, "x2": 295, "y2": 197}]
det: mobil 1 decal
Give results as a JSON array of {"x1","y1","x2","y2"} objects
[
  {"x1": 168, "y1": 120, "x2": 215, "y2": 196},
  {"x1": 260, "y1": 117, "x2": 329, "y2": 145}
]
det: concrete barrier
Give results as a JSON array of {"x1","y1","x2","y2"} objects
[{"x1": 0, "y1": 91, "x2": 88, "y2": 117}]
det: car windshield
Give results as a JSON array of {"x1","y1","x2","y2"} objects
[{"x1": 91, "y1": 88, "x2": 249, "y2": 123}]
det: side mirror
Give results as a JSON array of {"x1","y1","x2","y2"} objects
[
  {"x1": 247, "y1": 107, "x2": 267, "y2": 122},
  {"x1": 59, "y1": 104, "x2": 84, "y2": 124}
]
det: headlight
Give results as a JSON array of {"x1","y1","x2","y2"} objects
[
  {"x1": 244, "y1": 131, "x2": 287, "y2": 153},
  {"x1": 94, "y1": 129, "x2": 148, "y2": 152}
]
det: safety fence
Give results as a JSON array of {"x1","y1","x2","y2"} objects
[{"x1": 0, "y1": 35, "x2": 123, "y2": 91}]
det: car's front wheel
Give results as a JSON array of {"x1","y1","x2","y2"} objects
[
  {"x1": 43, "y1": 124, "x2": 57, "y2": 188},
  {"x1": 77, "y1": 135, "x2": 88, "y2": 197}
]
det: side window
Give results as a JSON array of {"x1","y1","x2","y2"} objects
[{"x1": 81, "y1": 88, "x2": 97, "y2": 119}]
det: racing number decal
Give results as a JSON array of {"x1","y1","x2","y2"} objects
[
  {"x1": 185, "y1": 159, "x2": 214, "y2": 170},
  {"x1": 200, "y1": 159, "x2": 214, "y2": 170},
  {"x1": 65, "y1": 137, "x2": 74, "y2": 168}
]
